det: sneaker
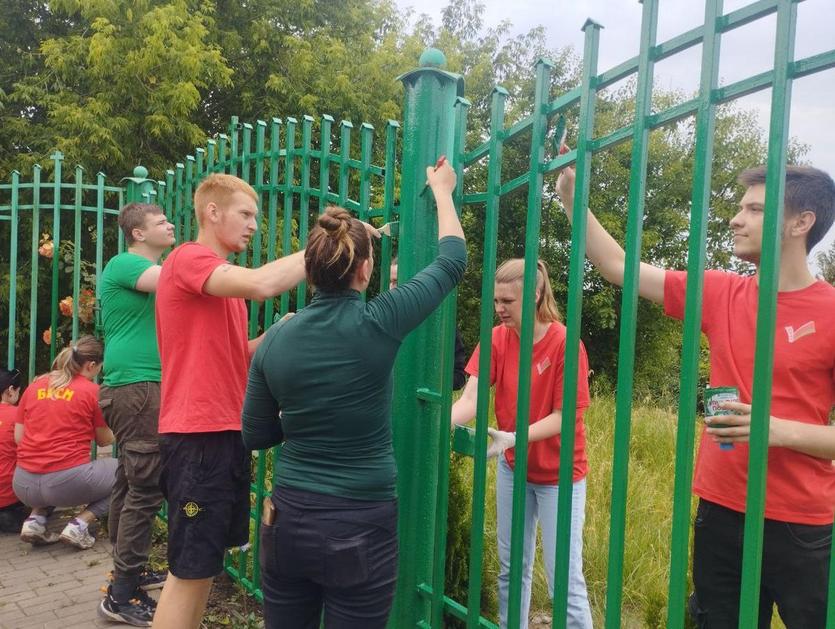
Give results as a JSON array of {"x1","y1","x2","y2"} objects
[
  {"x1": 138, "y1": 567, "x2": 167, "y2": 591},
  {"x1": 59, "y1": 518, "x2": 96, "y2": 550},
  {"x1": 107, "y1": 566, "x2": 168, "y2": 591},
  {"x1": 133, "y1": 587, "x2": 157, "y2": 610},
  {"x1": 20, "y1": 517, "x2": 60, "y2": 545},
  {"x1": 98, "y1": 585, "x2": 154, "y2": 626}
]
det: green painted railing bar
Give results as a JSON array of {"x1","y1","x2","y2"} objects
[
  {"x1": 338, "y1": 121, "x2": 353, "y2": 210},
  {"x1": 7, "y1": 171, "x2": 19, "y2": 369},
  {"x1": 280, "y1": 117, "x2": 296, "y2": 316},
  {"x1": 604, "y1": 1, "x2": 658, "y2": 625},
  {"x1": 249, "y1": 122, "x2": 266, "y2": 336},
  {"x1": 417, "y1": 583, "x2": 499, "y2": 629},
  {"x1": 185, "y1": 156, "x2": 195, "y2": 242},
  {"x1": 296, "y1": 116, "x2": 314, "y2": 308},
  {"x1": 50, "y1": 152, "x2": 63, "y2": 362},
  {"x1": 378, "y1": 119, "x2": 399, "y2": 292},
  {"x1": 95, "y1": 173, "x2": 106, "y2": 340},
  {"x1": 555, "y1": 16, "x2": 600, "y2": 628},
  {"x1": 264, "y1": 119, "x2": 280, "y2": 325},
  {"x1": 71, "y1": 166, "x2": 83, "y2": 339},
  {"x1": 229, "y1": 116, "x2": 239, "y2": 178},
  {"x1": 739, "y1": 2, "x2": 798, "y2": 627},
  {"x1": 465, "y1": 86, "x2": 505, "y2": 629},
  {"x1": 27, "y1": 166, "x2": 41, "y2": 380},
  {"x1": 359, "y1": 123, "x2": 374, "y2": 227},
  {"x1": 666, "y1": 1, "x2": 723, "y2": 627},
  {"x1": 318, "y1": 115, "x2": 333, "y2": 216},
  {"x1": 506, "y1": 57, "x2": 553, "y2": 629}
]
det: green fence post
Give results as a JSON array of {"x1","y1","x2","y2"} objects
[
  {"x1": 124, "y1": 166, "x2": 154, "y2": 204},
  {"x1": 390, "y1": 47, "x2": 463, "y2": 628}
]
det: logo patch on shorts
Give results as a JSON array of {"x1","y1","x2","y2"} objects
[{"x1": 182, "y1": 501, "x2": 202, "y2": 518}]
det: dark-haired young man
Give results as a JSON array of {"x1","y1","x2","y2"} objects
[
  {"x1": 558, "y1": 164, "x2": 835, "y2": 628},
  {"x1": 98, "y1": 203, "x2": 175, "y2": 626}
]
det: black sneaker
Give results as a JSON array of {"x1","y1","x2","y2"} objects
[
  {"x1": 133, "y1": 586, "x2": 157, "y2": 610},
  {"x1": 138, "y1": 566, "x2": 167, "y2": 591},
  {"x1": 97, "y1": 585, "x2": 154, "y2": 627}
]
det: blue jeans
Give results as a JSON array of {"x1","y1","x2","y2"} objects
[{"x1": 496, "y1": 457, "x2": 593, "y2": 629}]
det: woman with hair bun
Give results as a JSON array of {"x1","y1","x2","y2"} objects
[
  {"x1": 243, "y1": 159, "x2": 466, "y2": 628},
  {"x1": 451, "y1": 258, "x2": 593, "y2": 629},
  {"x1": 13, "y1": 335, "x2": 116, "y2": 549}
]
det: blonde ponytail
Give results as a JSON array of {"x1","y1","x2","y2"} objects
[
  {"x1": 494, "y1": 258, "x2": 562, "y2": 323},
  {"x1": 48, "y1": 335, "x2": 103, "y2": 390}
]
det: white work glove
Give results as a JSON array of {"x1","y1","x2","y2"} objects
[{"x1": 487, "y1": 428, "x2": 516, "y2": 459}]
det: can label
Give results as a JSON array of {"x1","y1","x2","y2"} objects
[{"x1": 703, "y1": 386, "x2": 738, "y2": 451}]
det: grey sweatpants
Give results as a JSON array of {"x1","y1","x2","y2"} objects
[{"x1": 13, "y1": 458, "x2": 118, "y2": 518}]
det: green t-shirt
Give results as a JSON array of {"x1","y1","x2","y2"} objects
[{"x1": 100, "y1": 252, "x2": 161, "y2": 386}]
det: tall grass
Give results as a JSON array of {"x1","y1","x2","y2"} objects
[{"x1": 446, "y1": 394, "x2": 787, "y2": 628}]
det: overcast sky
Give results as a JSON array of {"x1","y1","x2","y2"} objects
[{"x1": 393, "y1": 0, "x2": 835, "y2": 266}]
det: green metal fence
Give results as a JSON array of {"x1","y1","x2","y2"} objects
[{"x1": 2, "y1": 0, "x2": 834, "y2": 627}]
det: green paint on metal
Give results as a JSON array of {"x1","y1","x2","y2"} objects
[{"x1": 604, "y1": 1, "x2": 658, "y2": 625}]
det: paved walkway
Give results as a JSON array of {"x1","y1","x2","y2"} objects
[{"x1": 0, "y1": 511, "x2": 158, "y2": 629}]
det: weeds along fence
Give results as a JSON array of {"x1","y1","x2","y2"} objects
[{"x1": 2, "y1": 0, "x2": 834, "y2": 627}]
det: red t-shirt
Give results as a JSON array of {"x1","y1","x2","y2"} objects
[
  {"x1": 0, "y1": 403, "x2": 18, "y2": 507},
  {"x1": 665, "y1": 270, "x2": 835, "y2": 524},
  {"x1": 15, "y1": 375, "x2": 106, "y2": 474},
  {"x1": 156, "y1": 242, "x2": 250, "y2": 434},
  {"x1": 466, "y1": 323, "x2": 590, "y2": 485}
]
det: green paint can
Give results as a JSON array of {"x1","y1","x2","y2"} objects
[{"x1": 704, "y1": 386, "x2": 738, "y2": 451}]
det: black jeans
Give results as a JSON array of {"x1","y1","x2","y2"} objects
[
  {"x1": 691, "y1": 498, "x2": 833, "y2": 629},
  {"x1": 260, "y1": 486, "x2": 398, "y2": 629}
]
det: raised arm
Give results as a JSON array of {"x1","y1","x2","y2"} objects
[
  {"x1": 557, "y1": 165, "x2": 666, "y2": 305},
  {"x1": 204, "y1": 250, "x2": 306, "y2": 301}
]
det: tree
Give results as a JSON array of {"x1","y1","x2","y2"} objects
[
  {"x1": 817, "y1": 240, "x2": 835, "y2": 285},
  {"x1": 0, "y1": 0, "x2": 233, "y2": 178}
]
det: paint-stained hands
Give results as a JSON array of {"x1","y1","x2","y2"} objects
[{"x1": 487, "y1": 427, "x2": 516, "y2": 459}]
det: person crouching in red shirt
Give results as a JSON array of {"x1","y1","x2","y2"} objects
[{"x1": 13, "y1": 336, "x2": 115, "y2": 549}]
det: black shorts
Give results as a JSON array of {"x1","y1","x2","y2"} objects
[{"x1": 159, "y1": 430, "x2": 251, "y2": 579}]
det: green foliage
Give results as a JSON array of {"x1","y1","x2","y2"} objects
[
  {"x1": 0, "y1": 0, "x2": 232, "y2": 177},
  {"x1": 816, "y1": 240, "x2": 835, "y2": 285}
]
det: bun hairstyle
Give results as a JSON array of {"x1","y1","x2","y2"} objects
[
  {"x1": 305, "y1": 207, "x2": 371, "y2": 292},
  {"x1": 48, "y1": 335, "x2": 103, "y2": 390},
  {"x1": 494, "y1": 258, "x2": 562, "y2": 323}
]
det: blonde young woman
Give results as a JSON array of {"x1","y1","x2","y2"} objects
[
  {"x1": 451, "y1": 259, "x2": 593, "y2": 629},
  {"x1": 13, "y1": 335, "x2": 116, "y2": 549}
]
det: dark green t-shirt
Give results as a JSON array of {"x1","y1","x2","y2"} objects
[
  {"x1": 100, "y1": 252, "x2": 161, "y2": 386},
  {"x1": 242, "y1": 236, "x2": 467, "y2": 501}
]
